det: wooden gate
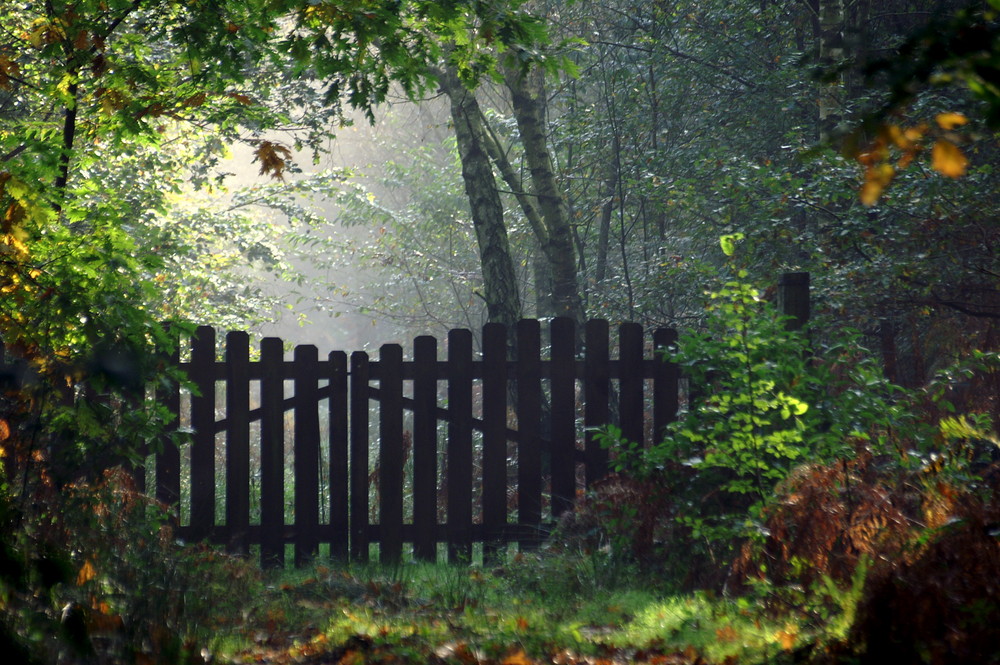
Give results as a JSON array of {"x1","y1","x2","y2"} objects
[{"x1": 153, "y1": 317, "x2": 681, "y2": 567}]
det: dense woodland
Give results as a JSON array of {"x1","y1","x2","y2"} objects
[{"x1": 2, "y1": 1, "x2": 999, "y2": 664}]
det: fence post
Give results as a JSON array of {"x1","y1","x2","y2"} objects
[
  {"x1": 329, "y1": 351, "x2": 349, "y2": 561},
  {"x1": 517, "y1": 319, "x2": 543, "y2": 550},
  {"x1": 652, "y1": 328, "x2": 679, "y2": 443},
  {"x1": 447, "y1": 328, "x2": 473, "y2": 563},
  {"x1": 549, "y1": 317, "x2": 577, "y2": 519},
  {"x1": 156, "y1": 324, "x2": 181, "y2": 514},
  {"x1": 412, "y1": 336, "x2": 438, "y2": 562},
  {"x1": 378, "y1": 344, "x2": 404, "y2": 565},
  {"x1": 481, "y1": 323, "x2": 508, "y2": 563},
  {"x1": 294, "y1": 345, "x2": 320, "y2": 566},
  {"x1": 584, "y1": 319, "x2": 610, "y2": 486},
  {"x1": 349, "y1": 351, "x2": 370, "y2": 562},
  {"x1": 189, "y1": 326, "x2": 216, "y2": 542},
  {"x1": 779, "y1": 272, "x2": 810, "y2": 331},
  {"x1": 225, "y1": 330, "x2": 251, "y2": 556},
  {"x1": 618, "y1": 322, "x2": 644, "y2": 448},
  {"x1": 260, "y1": 337, "x2": 285, "y2": 569}
]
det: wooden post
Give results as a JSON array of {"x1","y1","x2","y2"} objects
[
  {"x1": 549, "y1": 317, "x2": 577, "y2": 519},
  {"x1": 349, "y1": 351, "x2": 370, "y2": 562},
  {"x1": 652, "y1": 328, "x2": 679, "y2": 443},
  {"x1": 517, "y1": 319, "x2": 543, "y2": 550},
  {"x1": 778, "y1": 272, "x2": 810, "y2": 331},
  {"x1": 156, "y1": 325, "x2": 181, "y2": 513},
  {"x1": 447, "y1": 328, "x2": 473, "y2": 563},
  {"x1": 481, "y1": 323, "x2": 508, "y2": 563},
  {"x1": 584, "y1": 319, "x2": 610, "y2": 486},
  {"x1": 618, "y1": 322, "x2": 644, "y2": 448},
  {"x1": 260, "y1": 337, "x2": 285, "y2": 568},
  {"x1": 412, "y1": 336, "x2": 438, "y2": 562},
  {"x1": 225, "y1": 330, "x2": 251, "y2": 556},
  {"x1": 378, "y1": 344, "x2": 404, "y2": 565},
  {"x1": 328, "y1": 350, "x2": 350, "y2": 560},
  {"x1": 294, "y1": 345, "x2": 320, "y2": 566},
  {"x1": 189, "y1": 326, "x2": 216, "y2": 542}
]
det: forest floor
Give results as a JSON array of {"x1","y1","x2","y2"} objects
[{"x1": 213, "y1": 560, "x2": 826, "y2": 665}]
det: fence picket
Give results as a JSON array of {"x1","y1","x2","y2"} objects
[
  {"x1": 447, "y1": 328, "x2": 473, "y2": 563},
  {"x1": 260, "y1": 337, "x2": 285, "y2": 568},
  {"x1": 329, "y1": 351, "x2": 349, "y2": 560},
  {"x1": 349, "y1": 351, "x2": 370, "y2": 562},
  {"x1": 189, "y1": 326, "x2": 216, "y2": 542},
  {"x1": 481, "y1": 322, "x2": 508, "y2": 563},
  {"x1": 584, "y1": 319, "x2": 610, "y2": 485},
  {"x1": 378, "y1": 344, "x2": 405, "y2": 564},
  {"x1": 653, "y1": 328, "x2": 679, "y2": 442},
  {"x1": 226, "y1": 330, "x2": 251, "y2": 556},
  {"x1": 516, "y1": 319, "x2": 542, "y2": 549},
  {"x1": 156, "y1": 328, "x2": 181, "y2": 512},
  {"x1": 412, "y1": 336, "x2": 438, "y2": 561},
  {"x1": 550, "y1": 317, "x2": 576, "y2": 518},
  {"x1": 619, "y1": 322, "x2": 644, "y2": 449},
  {"x1": 294, "y1": 345, "x2": 320, "y2": 566}
]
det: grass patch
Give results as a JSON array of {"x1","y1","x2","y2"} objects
[{"x1": 213, "y1": 552, "x2": 857, "y2": 664}]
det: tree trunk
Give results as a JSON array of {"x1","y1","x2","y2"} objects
[
  {"x1": 504, "y1": 64, "x2": 586, "y2": 327},
  {"x1": 439, "y1": 66, "x2": 523, "y2": 336},
  {"x1": 817, "y1": 0, "x2": 845, "y2": 141}
]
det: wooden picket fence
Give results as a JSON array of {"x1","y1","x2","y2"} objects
[
  {"x1": 155, "y1": 317, "x2": 682, "y2": 567},
  {"x1": 3, "y1": 273, "x2": 810, "y2": 568}
]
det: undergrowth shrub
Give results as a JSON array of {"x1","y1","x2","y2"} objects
[
  {"x1": 848, "y1": 489, "x2": 1000, "y2": 665},
  {"x1": 2, "y1": 462, "x2": 262, "y2": 665},
  {"x1": 578, "y1": 261, "x2": 1000, "y2": 611},
  {"x1": 62, "y1": 469, "x2": 264, "y2": 663},
  {"x1": 586, "y1": 270, "x2": 908, "y2": 588},
  {"x1": 732, "y1": 451, "x2": 918, "y2": 591}
]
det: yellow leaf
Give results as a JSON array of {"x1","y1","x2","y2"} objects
[
  {"x1": 502, "y1": 649, "x2": 533, "y2": 665},
  {"x1": 860, "y1": 163, "x2": 895, "y2": 206},
  {"x1": 76, "y1": 560, "x2": 97, "y2": 585},
  {"x1": 884, "y1": 124, "x2": 913, "y2": 150},
  {"x1": 935, "y1": 112, "x2": 968, "y2": 130},
  {"x1": 775, "y1": 623, "x2": 799, "y2": 651},
  {"x1": 932, "y1": 140, "x2": 968, "y2": 178}
]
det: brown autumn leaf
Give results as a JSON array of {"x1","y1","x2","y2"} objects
[
  {"x1": 0, "y1": 418, "x2": 10, "y2": 441},
  {"x1": 931, "y1": 139, "x2": 968, "y2": 178},
  {"x1": 253, "y1": 140, "x2": 293, "y2": 180},
  {"x1": 73, "y1": 29, "x2": 89, "y2": 50},
  {"x1": 183, "y1": 92, "x2": 207, "y2": 107},
  {"x1": 714, "y1": 624, "x2": 738, "y2": 642},
  {"x1": 76, "y1": 560, "x2": 97, "y2": 585},
  {"x1": 0, "y1": 55, "x2": 19, "y2": 90}
]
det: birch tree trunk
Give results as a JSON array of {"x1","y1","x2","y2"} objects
[
  {"x1": 504, "y1": 64, "x2": 586, "y2": 327},
  {"x1": 439, "y1": 66, "x2": 523, "y2": 335}
]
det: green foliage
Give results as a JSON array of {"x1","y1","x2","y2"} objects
[{"x1": 603, "y1": 270, "x2": 815, "y2": 505}]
